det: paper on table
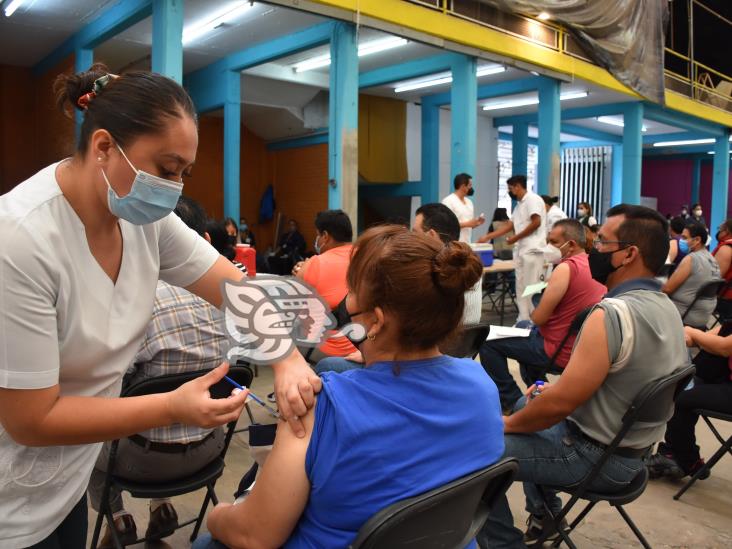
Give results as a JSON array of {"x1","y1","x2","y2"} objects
[
  {"x1": 522, "y1": 281, "x2": 548, "y2": 298},
  {"x1": 486, "y1": 325, "x2": 531, "y2": 341}
]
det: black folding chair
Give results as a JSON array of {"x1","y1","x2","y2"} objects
[
  {"x1": 537, "y1": 365, "x2": 695, "y2": 549},
  {"x1": 348, "y1": 458, "x2": 518, "y2": 549},
  {"x1": 674, "y1": 409, "x2": 732, "y2": 500},
  {"x1": 90, "y1": 365, "x2": 254, "y2": 548},
  {"x1": 681, "y1": 279, "x2": 725, "y2": 329},
  {"x1": 440, "y1": 324, "x2": 490, "y2": 359}
]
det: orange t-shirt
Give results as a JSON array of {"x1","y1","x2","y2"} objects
[{"x1": 302, "y1": 244, "x2": 356, "y2": 356}]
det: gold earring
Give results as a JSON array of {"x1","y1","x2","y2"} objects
[
  {"x1": 367, "y1": 334, "x2": 376, "y2": 341},
  {"x1": 97, "y1": 156, "x2": 103, "y2": 162}
]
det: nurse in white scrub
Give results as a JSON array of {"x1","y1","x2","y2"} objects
[{"x1": 0, "y1": 64, "x2": 319, "y2": 549}]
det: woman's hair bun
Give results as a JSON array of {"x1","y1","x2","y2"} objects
[
  {"x1": 54, "y1": 62, "x2": 110, "y2": 116},
  {"x1": 432, "y1": 241, "x2": 483, "y2": 296}
]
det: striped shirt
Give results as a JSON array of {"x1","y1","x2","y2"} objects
[{"x1": 128, "y1": 281, "x2": 229, "y2": 443}]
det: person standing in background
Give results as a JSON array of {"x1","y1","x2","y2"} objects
[
  {"x1": 479, "y1": 175, "x2": 546, "y2": 321},
  {"x1": 690, "y1": 203, "x2": 707, "y2": 228},
  {"x1": 542, "y1": 195, "x2": 567, "y2": 235},
  {"x1": 577, "y1": 201, "x2": 598, "y2": 227},
  {"x1": 441, "y1": 172, "x2": 485, "y2": 243}
]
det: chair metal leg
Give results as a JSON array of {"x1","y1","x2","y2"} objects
[
  {"x1": 615, "y1": 505, "x2": 652, "y2": 549},
  {"x1": 90, "y1": 509, "x2": 105, "y2": 548},
  {"x1": 190, "y1": 488, "x2": 213, "y2": 542},
  {"x1": 566, "y1": 500, "x2": 597, "y2": 535},
  {"x1": 674, "y1": 434, "x2": 732, "y2": 500},
  {"x1": 245, "y1": 402, "x2": 255, "y2": 424},
  {"x1": 105, "y1": 508, "x2": 125, "y2": 549}
]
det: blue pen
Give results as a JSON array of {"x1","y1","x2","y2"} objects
[{"x1": 224, "y1": 375, "x2": 281, "y2": 419}]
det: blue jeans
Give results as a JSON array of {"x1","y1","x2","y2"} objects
[
  {"x1": 477, "y1": 399, "x2": 645, "y2": 549},
  {"x1": 478, "y1": 325, "x2": 550, "y2": 410},
  {"x1": 313, "y1": 356, "x2": 363, "y2": 374}
]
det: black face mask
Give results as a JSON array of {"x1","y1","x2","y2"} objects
[
  {"x1": 508, "y1": 191, "x2": 517, "y2": 201},
  {"x1": 588, "y1": 248, "x2": 621, "y2": 285},
  {"x1": 716, "y1": 231, "x2": 725, "y2": 242},
  {"x1": 227, "y1": 234, "x2": 237, "y2": 246},
  {"x1": 467, "y1": 188, "x2": 475, "y2": 196},
  {"x1": 334, "y1": 298, "x2": 368, "y2": 348}
]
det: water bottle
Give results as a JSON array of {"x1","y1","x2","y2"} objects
[{"x1": 530, "y1": 380, "x2": 545, "y2": 400}]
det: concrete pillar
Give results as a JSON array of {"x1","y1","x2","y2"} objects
[
  {"x1": 328, "y1": 22, "x2": 359, "y2": 221},
  {"x1": 223, "y1": 70, "x2": 241, "y2": 222},
  {"x1": 511, "y1": 122, "x2": 529, "y2": 178},
  {"x1": 711, "y1": 131, "x2": 730, "y2": 246},
  {"x1": 421, "y1": 100, "x2": 440, "y2": 204},
  {"x1": 450, "y1": 55, "x2": 477, "y2": 183},
  {"x1": 537, "y1": 79, "x2": 561, "y2": 195},
  {"x1": 152, "y1": 0, "x2": 184, "y2": 83},
  {"x1": 74, "y1": 48, "x2": 94, "y2": 143},
  {"x1": 621, "y1": 103, "x2": 644, "y2": 204}
]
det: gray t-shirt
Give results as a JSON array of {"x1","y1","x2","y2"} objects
[
  {"x1": 569, "y1": 285, "x2": 690, "y2": 449},
  {"x1": 669, "y1": 248, "x2": 720, "y2": 327}
]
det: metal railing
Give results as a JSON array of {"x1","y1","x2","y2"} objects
[{"x1": 403, "y1": 0, "x2": 732, "y2": 113}]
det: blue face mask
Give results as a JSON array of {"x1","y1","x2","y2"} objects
[
  {"x1": 101, "y1": 145, "x2": 183, "y2": 225},
  {"x1": 678, "y1": 238, "x2": 690, "y2": 254}
]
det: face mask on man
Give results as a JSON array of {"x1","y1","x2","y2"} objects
[
  {"x1": 693, "y1": 209, "x2": 703, "y2": 217},
  {"x1": 545, "y1": 241, "x2": 570, "y2": 265},
  {"x1": 101, "y1": 144, "x2": 183, "y2": 225},
  {"x1": 508, "y1": 191, "x2": 517, "y2": 201},
  {"x1": 577, "y1": 208, "x2": 587, "y2": 217},
  {"x1": 678, "y1": 238, "x2": 690, "y2": 254},
  {"x1": 588, "y1": 247, "x2": 627, "y2": 285},
  {"x1": 314, "y1": 235, "x2": 322, "y2": 255},
  {"x1": 467, "y1": 187, "x2": 475, "y2": 197}
]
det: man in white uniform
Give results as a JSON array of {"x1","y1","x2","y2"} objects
[
  {"x1": 479, "y1": 175, "x2": 546, "y2": 321},
  {"x1": 441, "y1": 172, "x2": 485, "y2": 243}
]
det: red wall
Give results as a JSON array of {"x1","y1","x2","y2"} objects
[{"x1": 641, "y1": 157, "x2": 732, "y2": 219}]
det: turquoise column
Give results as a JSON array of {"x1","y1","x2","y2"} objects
[
  {"x1": 622, "y1": 103, "x2": 644, "y2": 204},
  {"x1": 711, "y1": 131, "x2": 730, "y2": 247},
  {"x1": 74, "y1": 48, "x2": 94, "y2": 142},
  {"x1": 223, "y1": 70, "x2": 241, "y2": 222},
  {"x1": 537, "y1": 78, "x2": 561, "y2": 195},
  {"x1": 511, "y1": 122, "x2": 529, "y2": 177},
  {"x1": 328, "y1": 22, "x2": 359, "y2": 220},
  {"x1": 152, "y1": 0, "x2": 184, "y2": 82},
  {"x1": 611, "y1": 144, "x2": 623, "y2": 206},
  {"x1": 691, "y1": 156, "x2": 701, "y2": 205},
  {"x1": 421, "y1": 99, "x2": 440, "y2": 204},
  {"x1": 450, "y1": 55, "x2": 477, "y2": 182}
]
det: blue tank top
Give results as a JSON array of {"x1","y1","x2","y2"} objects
[{"x1": 284, "y1": 355, "x2": 505, "y2": 549}]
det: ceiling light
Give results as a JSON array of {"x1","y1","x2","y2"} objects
[
  {"x1": 183, "y1": 2, "x2": 254, "y2": 45},
  {"x1": 653, "y1": 138, "x2": 715, "y2": 147},
  {"x1": 294, "y1": 37, "x2": 408, "y2": 73},
  {"x1": 482, "y1": 90, "x2": 588, "y2": 111},
  {"x1": 393, "y1": 64, "x2": 505, "y2": 93},
  {"x1": 596, "y1": 116, "x2": 647, "y2": 132},
  {"x1": 537, "y1": 12, "x2": 551, "y2": 20},
  {"x1": 3, "y1": 0, "x2": 27, "y2": 17}
]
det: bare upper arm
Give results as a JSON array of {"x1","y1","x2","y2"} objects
[
  {"x1": 531, "y1": 263, "x2": 570, "y2": 326},
  {"x1": 186, "y1": 255, "x2": 245, "y2": 308},
  {"x1": 549, "y1": 309, "x2": 611, "y2": 413},
  {"x1": 668, "y1": 239, "x2": 678, "y2": 263},
  {"x1": 229, "y1": 407, "x2": 314, "y2": 548},
  {"x1": 662, "y1": 255, "x2": 692, "y2": 295}
]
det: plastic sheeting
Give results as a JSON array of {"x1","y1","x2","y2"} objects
[{"x1": 477, "y1": 0, "x2": 668, "y2": 104}]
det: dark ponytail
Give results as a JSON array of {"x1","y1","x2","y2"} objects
[{"x1": 53, "y1": 62, "x2": 196, "y2": 155}]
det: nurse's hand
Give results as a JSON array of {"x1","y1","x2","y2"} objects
[
  {"x1": 271, "y1": 349, "x2": 322, "y2": 438},
  {"x1": 166, "y1": 363, "x2": 248, "y2": 428}
]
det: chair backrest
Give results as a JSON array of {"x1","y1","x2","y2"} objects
[
  {"x1": 440, "y1": 324, "x2": 490, "y2": 359},
  {"x1": 122, "y1": 365, "x2": 254, "y2": 400},
  {"x1": 349, "y1": 458, "x2": 518, "y2": 549},
  {"x1": 569, "y1": 364, "x2": 695, "y2": 500},
  {"x1": 682, "y1": 279, "x2": 725, "y2": 321}
]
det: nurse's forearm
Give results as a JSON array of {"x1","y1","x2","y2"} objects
[{"x1": 0, "y1": 386, "x2": 173, "y2": 447}]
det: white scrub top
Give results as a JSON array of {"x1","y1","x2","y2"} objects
[
  {"x1": 442, "y1": 192, "x2": 475, "y2": 243},
  {"x1": 0, "y1": 162, "x2": 219, "y2": 547}
]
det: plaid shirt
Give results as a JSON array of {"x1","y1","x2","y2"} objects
[{"x1": 129, "y1": 281, "x2": 229, "y2": 443}]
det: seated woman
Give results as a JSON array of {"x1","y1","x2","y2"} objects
[
  {"x1": 648, "y1": 323, "x2": 732, "y2": 479},
  {"x1": 712, "y1": 219, "x2": 732, "y2": 320},
  {"x1": 662, "y1": 222, "x2": 720, "y2": 328},
  {"x1": 194, "y1": 225, "x2": 505, "y2": 549}
]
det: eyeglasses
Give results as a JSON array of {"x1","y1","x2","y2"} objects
[{"x1": 592, "y1": 240, "x2": 633, "y2": 251}]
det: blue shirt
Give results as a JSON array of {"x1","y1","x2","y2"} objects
[{"x1": 284, "y1": 355, "x2": 505, "y2": 549}]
